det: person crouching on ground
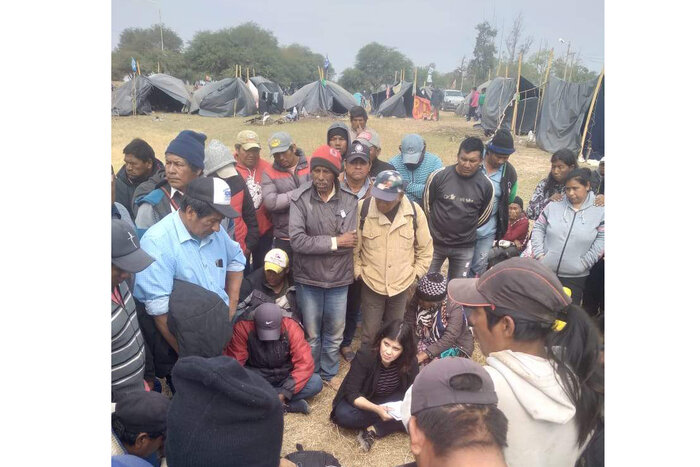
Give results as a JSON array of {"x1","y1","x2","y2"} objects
[
  {"x1": 225, "y1": 303, "x2": 321, "y2": 415},
  {"x1": 403, "y1": 273, "x2": 473, "y2": 368},
  {"x1": 330, "y1": 320, "x2": 418, "y2": 452},
  {"x1": 487, "y1": 196, "x2": 529, "y2": 269}
]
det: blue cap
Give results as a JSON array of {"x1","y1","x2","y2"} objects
[{"x1": 400, "y1": 134, "x2": 425, "y2": 164}]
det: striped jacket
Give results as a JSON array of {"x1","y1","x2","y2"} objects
[{"x1": 111, "y1": 281, "x2": 145, "y2": 400}]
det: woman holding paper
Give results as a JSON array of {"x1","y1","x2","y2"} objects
[{"x1": 330, "y1": 319, "x2": 418, "y2": 452}]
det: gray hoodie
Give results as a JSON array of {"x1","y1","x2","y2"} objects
[
  {"x1": 485, "y1": 350, "x2": 587, "y2": 467},
  {"x1": 531, "y1": 191, "x2": 604, "y2": 278},
  {"x1": 326, "y1": 121, "x2": 351, "y2": 159}
]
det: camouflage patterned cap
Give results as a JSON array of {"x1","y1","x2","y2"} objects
[{"x1": 371, "y1": 170, "x2": 405, "y2": 201}]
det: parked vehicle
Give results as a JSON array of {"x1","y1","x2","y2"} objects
[{"x1": 441, "y1": 89, "x2": 465, "y2": 111}]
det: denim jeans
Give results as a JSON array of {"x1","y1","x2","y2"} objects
[
  {"x1": 289, "y1": 373, "x2": 323, "y2": 402},
  {"x1": 429, "y1": 243, "x2": 475, "y2": 280},
  {"x1": 296, "y1": 283, "x2": 348, "y2": 380},
  {"x1": 341, "y1": 278, "x2": 363, "y2": 348},
  {"x1": 469, "y1": 234, "x2": 495, "y2": 278},
  {"x1": 331, "y1": 391, "x2": 405, "y2": 434}
]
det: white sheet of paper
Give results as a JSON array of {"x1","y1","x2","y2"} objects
[{"x1": 381, "y1": 401, "x2": 404, "y2": 420}]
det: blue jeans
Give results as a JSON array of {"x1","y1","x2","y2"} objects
[
  {"x1": 331, "y1": 391, "x2": 405, "y2": 434},
  {"x1": 429, "y1": 243, "x2": 475, "y2": 280},
  {"x1": 341, "y1": 278, "x2": 363, "y2": 348},
  {"x1": 469, "y1": 234, "x2": 495, "y2": 278},
  {"x1": 289, "y1": 373, "x2": 323, "y2": 402},
  {"x1": 297, "y1": 283, "x2": 348, "y2": 380}
]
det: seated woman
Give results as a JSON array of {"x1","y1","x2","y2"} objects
[
  {"x1": 330, "y1": 319, "x2": 418, "y2": 452},
  {"x1": 526, "y1": 148, "x2": 578, "y2": 221},
  {"x1": 487, "y1": 196, "x2": 529, "y2": 269},
  {"x1": 531, "y1": 168, "x2": 605, "y2": 304},
  {"x1": 403, "y1": 272, "x2": 474, "y2": 368}
]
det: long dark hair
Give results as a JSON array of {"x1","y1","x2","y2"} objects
[
  {"x1": 371, "y1": 319, "x2": 417, "y2": 374},
  {"x1": 543, "y1": 149, "x2": 578, "y2": 197},
  {"x1": 486, "y1": 304, "x2": 603, "y2": 447}
]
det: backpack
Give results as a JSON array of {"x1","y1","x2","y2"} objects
[
  {"x1": 284, "y1": 443, "x2": 341, "y2": 466},
  {"x1": 358, "y1": 197, "x2": 418, "y2": 245}
]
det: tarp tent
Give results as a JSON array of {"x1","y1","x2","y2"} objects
[
  {"x1": 480, "y1": 76, "x2": 539, "y2": 134},
  {"x1": 455, "y1": 99, "x2": 469, "y2": 116},
  {"x1": 374, "y1": 81, "x2": 414, "y2": 117},
  {"x1": 586, "y1": 76, "x2": 604, "y2": 160},
  {"x1": 112, "y1": 73, "x2": 191, "y2": 116},
  {"x1": 283, "y1": 80, "x2": 357, "y2": 116},
  {"x1": 536, "y1": 76, "x2": 598, "y2": 153},
  {"x1": 189, "y1": 78, "x2": 257, "y2": 117},
  {"x1": 370, "y1": 83, "x2": 395, "y2": 110},
  {"x1": 249, "y1": 76, "x2": 284, "y2": 114}
]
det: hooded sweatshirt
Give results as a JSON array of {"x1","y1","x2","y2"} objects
[
  {"x1": 326, "y1": 122, "x2": 351, "y2": 159},
  {"x1": 531, "y1": 191, "x2": 604, "y2": 278},
  {"x1": 485, "y1": 350, "x2": 587, "y2": 467}
]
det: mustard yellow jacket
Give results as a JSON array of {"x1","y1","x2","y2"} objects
[{"x1": 353, "y1": 196, "x2": 433, "y2": 296}]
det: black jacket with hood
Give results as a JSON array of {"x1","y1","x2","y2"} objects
[{"x1": 115, "y1": 159, "x2": 165, "y2": 219}]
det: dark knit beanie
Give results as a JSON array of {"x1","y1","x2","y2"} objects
[
  {"x1": 165, "y1": 355, "x2": 283, "y2": 467},
  {"x1": 310, "y1": 145, "x2": 342, "y2": 176},
  {"x1": 416, "y1": 272, "x2": 448, "y2": 302},
  {"x1": 487, "y1": 129, "x2": 515, "y2": 155},
  {"x1": 166, "y1": 130, "x2": 207, "y2": 170},
  {"x1": 327, "y1": 126, "x2": 348, "y2": 142},
  {"x1": 511, "y1": 196, "x2": 524, "y2": 210}
]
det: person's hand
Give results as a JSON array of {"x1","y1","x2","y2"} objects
[
  {"x1": 594, "y1": 194, "x2": 605, "y2": 207},
  {"x1": 278, "y1": 393, "x2": 286, "y2": 404},
  {"x1": 337, "y1": 230, "x2": 358, "y2": 248},
  {"x1": 377, "y1": 405, "x2": 394, "y2": 422},
  {"x1": 549, "y1": 193, "x2": 564, "y2": 202},
  {"x1": 514, "y1": 240, "x2": 522, "y2": 249},
  {"x1": 416, "y1": 352, "x2": 429, "y2": 364}
]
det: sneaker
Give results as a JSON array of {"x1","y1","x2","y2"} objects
[
  {"x1": 285, "y1": 399, "x2": 310, "y2": 415},
  {"x1": 357, "y1": 429, "x2": 376, "y2": 452},
  {"x1": 341, "y1": 346, "x2": 356, "y2": 362}
]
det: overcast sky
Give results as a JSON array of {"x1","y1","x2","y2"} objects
[{"x1": 112, "y1": 0, "x2": 603, "y2": 77}]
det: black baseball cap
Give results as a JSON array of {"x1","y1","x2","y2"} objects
[
  {"x1": 254, "y1": 303, "x2": 283, "y2": 341},
  {"x1": 114, "y1": 391, "x2": 170, "y2": 433},
  {"x1": 347, "y1": 140, "x2": 371, "y2": 163},
  {"x1": 184, "y1": 177, "x2": 239, "y2": 219},
  {"x1": 448, "y1": 257, "x2": 571, "y2": 323},
  {"x1": 411, "y1": 357, "x2": 498, "y2": 415},
  {"x1": 112, "y1": 219, "x2": 154, "y2": 273}
]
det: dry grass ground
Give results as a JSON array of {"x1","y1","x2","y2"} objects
[{"x1": 112, "y1": 112, "x2": 596, "y2": 466}]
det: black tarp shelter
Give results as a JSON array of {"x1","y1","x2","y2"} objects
[
  {"x1": 249, "y1": 76, "x2": 284, "y2": 114},
  {"x1": 374, "y1": 81, "x2": 414, "y2": 117},
  {"x1": 112, "y1": 73, "x2": 191, "y2": 116},
  {"x1": 536, "y1": 76, "x2": 598, "y2": 153},
  {"x1": 480, "y1": 76, "x2": 539, "y2": 133},
  {"x1": 284, "y1": 80, "x2": 357, "y2": 116},
  {"x1": 189, "y1": 78, "x2": 257, "y2": 117},
  {"x1": 586, "y1": 76, "x2": 604, "y2": 160}
]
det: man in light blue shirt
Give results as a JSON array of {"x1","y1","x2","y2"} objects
[{"x1": 133, "y1": 177, "x2": 246, "y2": 353}]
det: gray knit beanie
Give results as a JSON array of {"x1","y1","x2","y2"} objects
[{"x1": 204, "y1": 139, "x2": 237, "y2": 177}]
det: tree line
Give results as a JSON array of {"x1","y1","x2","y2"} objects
[{"x1": 112, "y1": 18, "x2": 600, "y2": 94}]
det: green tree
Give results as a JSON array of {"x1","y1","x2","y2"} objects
[
  {"x1": 277, "y1": 44, "x2": 335, "y2": 90},
  {"x1": 338, "y1": 67, "x2": 370, "y2": 93},
  {"x1": 467, "y1": 22, "x2": 498, "y2": 85},
  {"x1": 354, "y1": 42, "x2": 413, "y2": 90},
  {"x1": 111, "y1": 24, "x2": 185, "y2": 80}
]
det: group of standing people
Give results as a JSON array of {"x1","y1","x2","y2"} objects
[{"x1": 110, "y1": 106, "x2": 604, "y2": 466}]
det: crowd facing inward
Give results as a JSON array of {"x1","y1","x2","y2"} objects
[{"x1": 111, "y1": 105, "x2": 604, "y2": 467}]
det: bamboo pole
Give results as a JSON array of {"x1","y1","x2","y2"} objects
[
  {"x1": 496, "y1": 60, "x2": 501, "y2": 77},
  {"x1": 413, "y1": 67, "x2": 418, "y2": 95},
  {"x1": 246, "y1": 67, "x2": 249, "y2": 81},
  {"x1": 534, "y1": 49, "x2": 554, "y2": 135},
  {"x1": 157, "y1": 61, "x2": 160, "y2": 73},
  {"x1": 578, "y1": 69, "x2": 604, "y2": 160},
  {"x1": 137, "y1": 60, "x2": 141, "y2": 76},
  {"x1": 504, "y1": 63, "x2": 509, "y2": 79},
  {"x1": 488, "y1": 68, "x2": 491, "y2": 81},
  {"x1": 394, "y1": 71, "x2": 398, "y2": 82},
  {"x1": 511, "y1": 53, "x2": 523, "y2": 133}
]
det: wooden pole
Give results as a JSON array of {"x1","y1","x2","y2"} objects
[
  {"x1": 504, "y1": 63, "x2": 509, "y2": 79},
  {"x1": 137, "y1": 60, "x2": 141, "y2": 76},
  {"x1": 488, "y1": 68, "x2": 491, "y2": 81},
  {"x1": 413, "y1": 67, "x2": 418, "y2": 95},
  {"x1": 511, "y1": 53, "x2": 523, "y2": 133},
  {"x1": 578, "y1": 69, "x2": 604, "y2": 160},
  {"x1": 496, "y1": 59, "x2": 501, "y2": 77},
  {"x1": 157, "y1": 61, "x2": 160, "y2": 73},
  {"x1": 534, "y1": 49, "x2": 554, "y2": 135},
  {"x1": 394, "y1": 71, "x2": 398, "y2": 82},
  {"x1": 246, "y1": 67, "x2": 249, "y2": 81}
]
